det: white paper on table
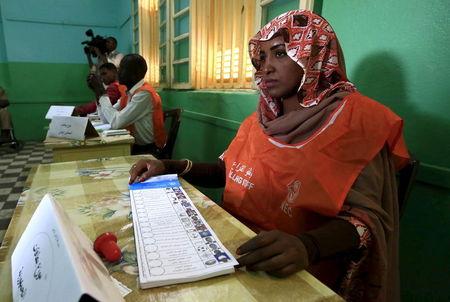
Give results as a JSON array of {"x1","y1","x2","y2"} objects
[
  {"x1": 93, "y1": 123, "x2": 112, "y2": 132},
  {"x1": 47, "y1": 116, "x2": 99, "y2": 140},
  {"x1": 45, "y1": 105, "x2": 75, "y2": 119},
  {"x1": 129, "y1": 174, "x2": 238, "y2": 289},
  {"x1": 11, "y1": 193, "x2": 124, "y2": 302}
]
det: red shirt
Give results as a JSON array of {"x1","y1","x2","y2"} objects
[{"x1": 76, "y1": 82, "x2": 122, "y2": 116}]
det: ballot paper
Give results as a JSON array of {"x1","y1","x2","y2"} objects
[
  {"x1": 102, "y1": 129, "x2": 129, "y2": 137},
  {"x1": 129, "y1": 174, "x2": 238, "y2": 289},
  {"x1": 11, "y1": 194, "x2": 124, "y2": 302},
  {"x1": 45, "y1": 105, "x2": 74, "y2": 120}
]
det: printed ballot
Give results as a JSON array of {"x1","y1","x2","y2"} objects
[{"x1": 129, "y1": 174, "x2": 238, "y2": 289}]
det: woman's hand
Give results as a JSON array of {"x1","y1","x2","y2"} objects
[
  {"x1": 236, "y1": 230, "x2": 309, "y2": 278},
  {"x1": 129, "y1": 159, "x2": 166, "y2": 184}
]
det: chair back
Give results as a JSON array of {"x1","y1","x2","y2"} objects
[
  {"x1": 157, "y1": 108, "x2": 181, "y2": 159},
  {"x1": 397, "y1": 157, "x2": 419, "y2": 217}
]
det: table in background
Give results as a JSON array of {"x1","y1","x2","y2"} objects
[
  {"x1": 0, "y1": 156, "x2": 342, "y2": 301},
  {"x1": 44, "y1": 134, "x2": 134, "y2": 162}
]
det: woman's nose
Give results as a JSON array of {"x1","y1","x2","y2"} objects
[{"x1": 261, "y1": 59, "x2": 275, "y2": 73}]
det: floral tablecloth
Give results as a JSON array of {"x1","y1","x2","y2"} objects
[{"x1": 0, "y1": 156, "x2": 342, "y2": 301}]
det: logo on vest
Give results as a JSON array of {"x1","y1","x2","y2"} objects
[
  {"x1": 280, "y1": 180, "x2": 301, "y2": 217},
  {"x1": 228, "y1": 161, "x2": 255, "y2": 190}
]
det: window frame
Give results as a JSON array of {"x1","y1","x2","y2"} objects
[
  {"x1": 159, "y1": 0, "x2": 170, "y2": 87},
  {"x1": 170, "y1": 3, "x2": 191, "y2": 89},
  {"x1": 158, "y1": 0, "x2": 192, "y2": 89},
  {"x1": 255, "y1": 0, "x2": 314, "y2": 30},
  {"x1": 131, "y1": 0, "x2": 140, "y2": 53}
]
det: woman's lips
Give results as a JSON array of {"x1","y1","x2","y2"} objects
[{"x1": 263, "y1": 79, "x2": 278, "y2": 88}]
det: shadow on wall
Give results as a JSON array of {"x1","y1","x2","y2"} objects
[
  {"x1": 352, "y1": 51, "x2": 450, "y2": 301},
  {"x1": 350, "y1": 51, "x2": 450, "y2": 170}
]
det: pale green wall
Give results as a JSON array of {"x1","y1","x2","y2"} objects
[
  {"x1": 0, "y1": 0, "x2": 132, "y2": 140},
  {"x1": 320, "y1": 1, "x2": 450, "y2": 301},
  {"x1": 320, "y1": 0, "x2": 450, "y2": 188}
]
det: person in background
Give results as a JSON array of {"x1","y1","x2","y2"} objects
[
  {"x1": 93, "y1": 54, "x2": 166, "y2": 155},
  {"x1": 74, "y1": 63, "x2": 126, "y2": 117},
  {"x1": 104, "y1": 37, "x2": 124, "y2": 68},
  {"x1": 86, "y1": 36, "x2": 124, "y2": 73},
  {"x1": 0, "y1": 87, "x2": 13, "y2": 143},
  {"x1": 129, "y1": 10, "x2": 409, "y2": 302}
]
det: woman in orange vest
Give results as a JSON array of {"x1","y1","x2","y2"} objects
[{"x1": 129, "y1": 11, "x2": 409, "y2": 302}]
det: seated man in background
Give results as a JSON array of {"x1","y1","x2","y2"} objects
[
  {"x1": 0, "y1": 86, "x2": 13, "y2": 143},
  {"x1": 93, "y1": 54, "x2": 166, "y2": 155},
  {"x1": 74, "y1": 63, "x2": 125, "y2": 116}
]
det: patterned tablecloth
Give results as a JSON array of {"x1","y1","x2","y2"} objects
[{"x1": 0, "y1": 156, "x2": 342, "y2": 301}]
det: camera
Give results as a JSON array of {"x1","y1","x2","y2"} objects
[{"x1": 81, "y1": 29, "x2": 108, "y2": 57}]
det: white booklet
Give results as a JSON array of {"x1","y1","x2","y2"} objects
[
  {"x1": 11, "y1": 194, "x2": 124, "y2": 302},
  {"x1": 129, "y1": 174, "x2": 238, "y2": 289}
]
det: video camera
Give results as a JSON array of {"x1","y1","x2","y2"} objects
[{"x1": 81, "y1": 29, "x2": 108, "y2": 57}]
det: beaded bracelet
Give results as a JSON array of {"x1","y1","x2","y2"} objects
[{"x1": 179, "y1": 159, "x2": 193, "y2": 176}]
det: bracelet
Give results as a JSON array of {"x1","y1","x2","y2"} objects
[{"x1": 179, "y1": 159, "x2": 193, "y2": 176}]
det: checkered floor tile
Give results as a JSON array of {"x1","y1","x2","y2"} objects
[{"x1": 0, "y1": 142, "x2": 53, "y2": 244}]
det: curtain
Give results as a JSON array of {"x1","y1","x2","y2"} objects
[
  {"x1": 191, "y1": 0, "x2": 256, "y2": 89},
  {"x1": 139, "y1": 0, "x2": 160, "y2": 85}
]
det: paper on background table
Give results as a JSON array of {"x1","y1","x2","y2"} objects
[
  {"x1": 45, "y1": 105, "x2": 75, "y2": 120},
  {"x1": 129, "y1": 174, "x2": 238, "y2": 289},
  {"x1": 47, "y1": 116, "x2": 90, "y2": 141}
]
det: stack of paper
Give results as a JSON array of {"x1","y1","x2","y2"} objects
[
  {"x1": 102, "y1": 129, "x2": 129, "y2": 136},
  {"x1": 129, "y1": 174, "x2": 238, "y2": 288}
]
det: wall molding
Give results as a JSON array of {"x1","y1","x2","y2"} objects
[
  {"x1": 119, "y1": 15, "x2": 131, "y2": 29},
  {"x1": 176, "y1": 107, "x2": 450, "y2": 190},
  {"x1": 417, "y1": 163, "x2": 450, "y2": 189},
  {"x1": 182, "y1": 109, "x2": 241, "y2": 131},
  {"x1": 5, "y1": 17, "x2": 117, "y2": 29}
]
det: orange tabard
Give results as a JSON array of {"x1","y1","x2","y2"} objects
[
  {"x1": 119, "y1": 82, "x2": 166, "y2": 148},
  {"x1": 111, "y1": 81, "x2": 128, "y2": 99},
  {"x1": 222, "y1": 92, "x2": 409, "y2": 235}
]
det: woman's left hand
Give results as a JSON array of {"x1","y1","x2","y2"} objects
[{"x1": 236, "y1": 230, "x2": 309, "y2": 278}]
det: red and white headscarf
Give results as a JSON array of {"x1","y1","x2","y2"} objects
[{"x1": 249, "y1": 10, "x2": 356, "y2": 121}]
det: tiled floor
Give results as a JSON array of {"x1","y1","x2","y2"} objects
[{"x1": 0, "y1": 142, "x2": 52, "y2": 244}]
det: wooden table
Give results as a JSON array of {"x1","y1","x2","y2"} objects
[
  {"x1": 0, "y1": 156, "x2": 342, "y2": 301},
  {"x1": 44, "y1": 134, "x2": 135, "y2": 162}
]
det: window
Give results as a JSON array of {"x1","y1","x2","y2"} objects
[
  {"x1": 131, "y1": 0, "x2": 140, "y2": 53},
  {"x1": 139, "y1": 0, "x2": 315, "y2": 89},
  {"x1": 158, "y1": 0, "x2": 190, "y2": 88},
  {"x1": 191, "y1": 0, "x2": 256, "y2": 89},
  {"x1": 256, "y1": 0, "x2": 314, "y2": 28},
  {"x1": 137, "y1": 0, "x2": 160, "y2": 84}
]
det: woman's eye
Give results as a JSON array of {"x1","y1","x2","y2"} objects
[{"x1": 275, "y1": 50, "x2": 287, "y2": 57}]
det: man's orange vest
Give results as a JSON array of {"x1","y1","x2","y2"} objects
[
  {"x1": 119, "y1": 82, "x2": 166, "y2": 148},
  {"x1": 111, "y1": 81, "x2": 127, "y2": 100},
  {"x1": 222, "y1": 92, "x2": 409, "y2": 235}
]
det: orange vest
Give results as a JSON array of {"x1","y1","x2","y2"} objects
[
  {"x1": 119, "y1": 82, "x2": 167, "y2": 148},
  {"x1": 111, "y1": 81, "x2": 128, "y2": 100},
  {"x1": 222, "y1": 92, "x2": 409, "y2": 236}
]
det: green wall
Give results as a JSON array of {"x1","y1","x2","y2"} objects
[
  {"x1": 319, "y1": 1, "x2": 450, "y2": 301},
  {"x1": 2, "y1": 62, "x2": 93, "y2": 140},
  {"x1": 159, "y1": 89, "x2": 258, "y2": 200},
  {"x1": 320, "y1": 0, "x2": 450, "y2": 188}
]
